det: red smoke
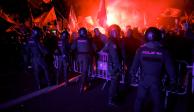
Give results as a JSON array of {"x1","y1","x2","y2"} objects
[
  {"x1": 72, "y1": 0, "x2": 184, "y2": 30},
  {"x1": 106, "y1": 0, "x2": 184, "y2": 29}
]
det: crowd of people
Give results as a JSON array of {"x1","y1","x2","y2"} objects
[{"x1": 1, "y1": 21, "x2": 194, "y2": 111}]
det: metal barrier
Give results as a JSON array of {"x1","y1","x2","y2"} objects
[
  {"x1": 187, "y1": 62, "x2": 194, "y2": 94},
  {"x1": 70, "y1": 52, "x2": 125, "y2": 84},
  {"x1": 94, "y1": 52, "x2": 110, "y2": 80},
  {"x1": 164, "y1": 60, "x2": 191, "y2": 109},
  {"x1": 91, "y1": 52, "x2": 125, "y2": 84},
  {"x1": 73, "y1": 60, "x2": 82, "y2": 73},
  {"x1": 130, "y1": 67, "x2": 141, "y2": 87},
  {"x1": 192, "y1": 62, "x2": 194, "y2": 93},
  {"x1": 53, "y1": 55, "x2": 59, "y2": 69}
]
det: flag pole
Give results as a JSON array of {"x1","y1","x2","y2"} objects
[
  {"x1": 54, "y1": 7, "x2": 66, "y2": 30},
  {"x1": 50, "y1": 0, "x2": 65, "y2": 31}
]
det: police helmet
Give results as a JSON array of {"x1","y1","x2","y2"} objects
[
  {"x1": 144, "y1": 27, "x2": 161, "y2": 42},
  {"x1": 31, "y1": 27, "x2": 42, "y2": 38},
  {"x1": 61, "y1": 30, "x2": 69, "y2": 40},
  {"x1": 78, "y1": 27, "x2": 88, "y2": 38}
]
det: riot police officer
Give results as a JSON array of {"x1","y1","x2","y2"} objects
[
  {"x1": 28, "y1": 27, "x2": 50, "y2": 89},
  {"x1": 71, "y1": 27, "x2": 95, "y2": 93},
  {"x1": 54, "y1": 30, "x2": 70, "y2": 84},
  {"x1": 102, "y1": 24, "x2": 122, "y2": 106},
  {"x1": 130, "y1": 27, "x2": 176, "y2": 112}
]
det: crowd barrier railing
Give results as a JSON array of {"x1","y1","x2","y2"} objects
[{"x1": 164, "y1": 60, "x2": 191, "y2": 109}]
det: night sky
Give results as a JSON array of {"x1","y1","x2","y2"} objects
[
  {"x1": 0, "y1": 0, "x2": 26, "y2": 21},
  {"x1": 0, "y1": 0, "x2": 193, "y2": 24}
]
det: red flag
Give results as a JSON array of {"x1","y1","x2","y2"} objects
[
  {"x1": 0, "y1": 10, "x2": 21, "y2": 32},
  {"x1": 42, "y1": 7, "x2": 57, "y2": 25},
  {"x1": 97, "y1": 0, "x2": 107, "y2": 27},
  {"x1": 0, "y1": 10, "x2": 16, "y2": 24},
  {"x1": 33, "y1": 12, "x2": 47, "y2": 24},
  {"x1": 5, "y1": 24, "x2": 21, "y2": 33},
  {"x1": 68, "y1": 6, "x2": 78, "y2": 31},
  {"x1": 5, "y1": 26, "x2": 17, "y2": 33},
  {"x1": 33, "y1": 7, "x2": 57, "y2": 26}
]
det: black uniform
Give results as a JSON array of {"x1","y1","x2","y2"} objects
[
  {"x1": 54, "y1": 31, "x2": 70, "y2": 84},
  {"x1": 102, "y1": 24, "x2": 122, "y2": 106},
  {"x1": 103, "y1": 38, "x2": 121, "y2": 102},
  {"x1": 71, "y1": 27, "x2": 95, "y2": 92},
  {"x1": 130, "y1": 34, "x2": 176, "y2": 112},
  {"x1": 28, "y1": 28, "x2": 50, "y2": 89}
]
